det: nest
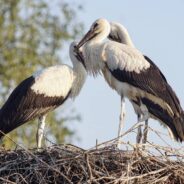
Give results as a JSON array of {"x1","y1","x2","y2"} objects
[{"x1": 0, "y1": 125, "x2": 184, "y2": 184}]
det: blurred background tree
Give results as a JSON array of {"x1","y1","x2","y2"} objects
[{"x1": 0, "y1": 0, "x2": 83, "y2": 148}]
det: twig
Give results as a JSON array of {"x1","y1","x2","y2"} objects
[{"x1": 85, "y1": 153, "x2": 93, "y2": 183}]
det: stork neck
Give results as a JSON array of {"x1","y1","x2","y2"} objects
[
  {"x1": 71, "y1": 63, "x2": 87, "y2": 98},
  {"x1": 73, "y1": 62, "x2": 86, "y2": 75},
  {"x1": 119, "y1": 29, "x2": 135, "y2": 48}
]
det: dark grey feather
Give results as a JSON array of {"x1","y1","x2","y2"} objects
[
  {"x1": 0, "y1": 76, "x2": 70, "y2": 138},
  {"x1": 107, "y1": 56, "x2": 182, "y2": 116}
]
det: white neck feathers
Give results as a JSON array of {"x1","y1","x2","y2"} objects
[
  {"x1": 70, "y1": 63, "x2": 87, "y2": 98},
  {"x1": 110, "y1": 22, "x2": 135, "y2": 48}
]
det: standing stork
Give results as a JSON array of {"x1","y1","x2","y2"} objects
[
  {"x1": 76, "y1": 18, "x2": 184, "y2": 145},
  {"x1": 108, "y1": 22, "x2": 152, "y2": 144},
  {"x1": 0, "y1": 42, "x2": 87, "y2": 148}
]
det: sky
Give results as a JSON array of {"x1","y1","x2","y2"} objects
[{"x1": 62, "y1": 0, "x2": 184, "y2": 149}]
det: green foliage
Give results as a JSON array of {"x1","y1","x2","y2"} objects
[{"x1": 0, "y1": 0, "x2": 83, "y2": 148}]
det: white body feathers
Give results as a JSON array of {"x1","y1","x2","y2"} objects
[
  {"x1": 32, "y1": 65, "x2": 74, "y2": 97},
  {"x1": 31, "y1": 63, "x2": 87, "y2": 99},
  {"x1": 82, "y1": 39, "x2": 150, "y2": 76}
]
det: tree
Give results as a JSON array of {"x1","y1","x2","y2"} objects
[{"x1": 0, "y1": 0, "x2": 83, "y2": 148}]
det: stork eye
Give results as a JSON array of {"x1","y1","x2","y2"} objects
[{"x1": 73, "y1": 45, "x2": 79, "y2": 52}]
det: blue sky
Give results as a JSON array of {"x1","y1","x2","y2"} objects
[{"x1": 64, "y1": 0, "x2": 184, "y2": 149}]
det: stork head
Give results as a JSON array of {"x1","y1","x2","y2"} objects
[
  {"x1": 108, "y1": 22, "x2": 125, "y2": 43},
  {"x1": 77, "y1": 18, "x2": 111, "y2": 48},
  {"x1": 108, "y1": 22, "x2": 135, "y2": 47},
  {"x1": 69, "y1": 41, "x2": 86, "y2": 69}
]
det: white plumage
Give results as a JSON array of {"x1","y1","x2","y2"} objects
[
  {"x1": 77, "y1": 19, "x2": 151, "y2": 147},
  {"x1": 32, "y1": 65, "x2": 74, "y2": 97},
  {"x1": 103, "y1": 41, "x2": 150, "y2": 73},
  {"x1": 109, "y1": 22, "x2": 135, "y2": 48},
  {"x1": 76, "y1": 18, "x2": 184, "y2": 145},
  {"x1": 0, "y1": 41, "x2": 87, "y2": 148},
  {"x1": 108, "y1": 21, "x2": 150, "y2": 144},
  {"x1": 79, "y1": 19, "x2": 150, "y2": 75}
]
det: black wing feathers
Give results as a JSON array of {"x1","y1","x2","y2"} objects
[
  {"x1": 107, "y1": 56, "x2": 182, "y2": 115},
  {"x1": 0, "y1": 76, "x2": 70, "y2": 137},
  {"x1": 141, "y1": 97, "x2": 182, "y2": 141},
  {"x1": 144, "y1": 56, "x2": 182, "y2": 114}
]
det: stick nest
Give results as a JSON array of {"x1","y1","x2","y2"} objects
[{"x1": 0, "y1": 140, "x2": 184, "y2": 184}]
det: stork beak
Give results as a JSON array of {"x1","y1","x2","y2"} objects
[
  {"x1": 76, "y1": 50, "x2": 86, "y2": 69},
  {"x1": 77, "y1": 29, "x2": 96, "y2": 49},
  {"x1": 73, "y1": 46, "x2": 86, "y2": 69}
]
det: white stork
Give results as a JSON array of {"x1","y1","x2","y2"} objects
[
  {"x1": 0, "y1": 42, "x2": 87, "y2": 148},
  {"x1": 76, "y1": 18, "x2": 184, "y2": 145},
  {"x1": 108, "y1": 22, "x2": 149, "y2": 144}
]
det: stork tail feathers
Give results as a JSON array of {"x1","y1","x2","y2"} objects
[
  {"x1": 141, "y1": 97, "x2": 184, "y2": 142},
  {"x1": 173, "y1": 112, "x2": 184, "y2": 142}
]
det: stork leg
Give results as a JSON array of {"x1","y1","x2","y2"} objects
[
  {"x1": 136, "y1": 114, "x2": 142, "y2": 144},
  {"x1": 138, "y1": 107, "x2": 149, "y2": 149},
  {"x1": 36, "y1": 115, "x2": 46, "y2": 149},
  {"x1": 117, "y1": 96, "x2": 125, "y2": 149},
  {"x1": 142, "y1": 119, "x2": 148, "y2": 144}
]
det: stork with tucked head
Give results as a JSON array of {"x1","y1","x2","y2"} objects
[
  {"x1": 108, "y1": 22, "x2": 151, "y2": 145},
  {"x1": 109, "y1": 22, "x2": 135, "y2": 48},
  {"x1": 77, "y1": 18, "x2": 184, "y2": 147},
  {"x1": 0, "y1": 41, "x2": 87, "y2": 148}
]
